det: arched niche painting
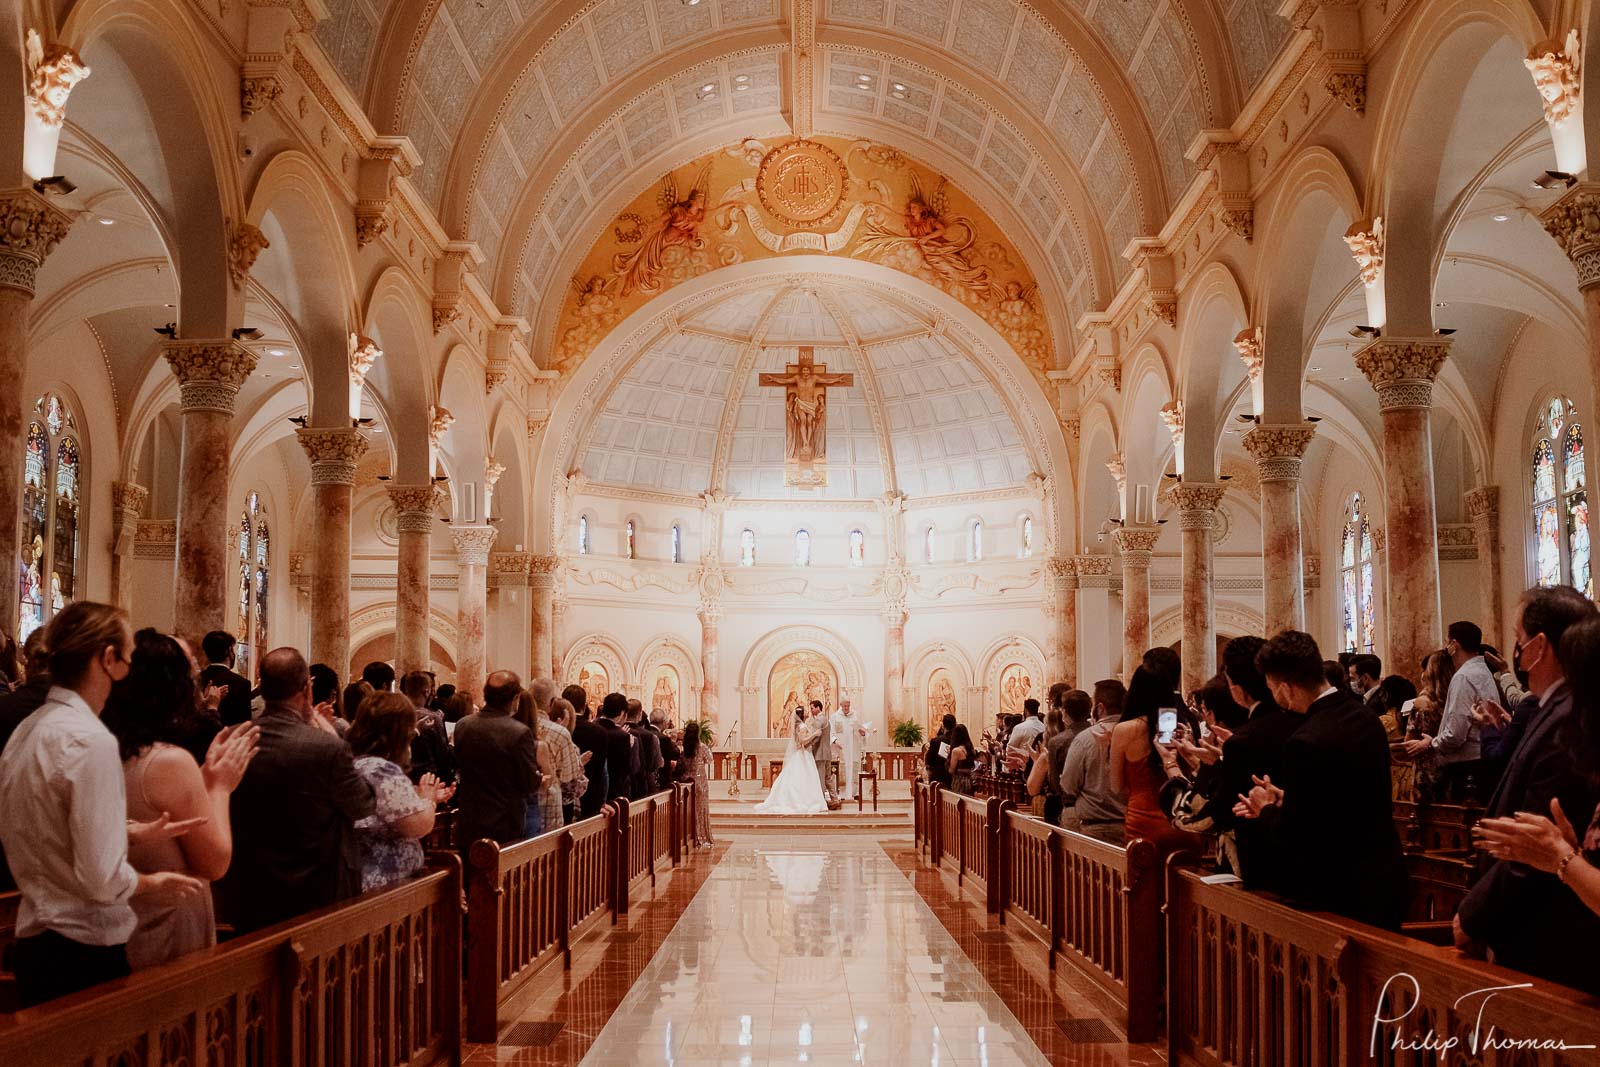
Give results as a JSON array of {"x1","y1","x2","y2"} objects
[
  {"x1": 926, "y1": 668, "x2": 957, "y2": 737},
  {"x1": 649, "y1": 664, "x2": 680, "y2": 723},
  {"x1": 998, "y1": 663, "x2": 1033, "y2": 721},
  {"x1": 767, "y1": 650, "x2": 836, "y2": 738},
  {"x1": 578, "y1": 661, "x2": 610, "y2": 712}
]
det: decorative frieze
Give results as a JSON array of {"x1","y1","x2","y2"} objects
[
  {"x1": 1437, "y1": 524, "x2": 1479, "y2": 561},
  {"x1": 133, "y1": 519, "x2": 177, "y2": 560}
]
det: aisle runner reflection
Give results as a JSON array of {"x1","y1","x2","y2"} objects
[{"x1": 579, "y1": 836, "x2": 1048, "y2": 1065}]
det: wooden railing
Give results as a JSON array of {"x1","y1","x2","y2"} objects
[
  {"x1": 614, "y1": 790, "x2": 675, "y2": 911},
  {"x1": 931, "y1": 790, "x2": 1001, "y2": 911},
  {"x1": 466, "y1": 827, "x2": 570, "y2": 1043},
  {"x1": 0, "y1": 860, "x2": 462, "y2": 1066},
  {"x1": 0, "y1": 891, "x2": 18, "y2": 1013}
]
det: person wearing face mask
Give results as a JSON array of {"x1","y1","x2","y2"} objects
[
  {"x1": 1401, "y1": 621, "x2": 1498, "y2": 802},
  {"x1": 1457, "y1": 585, "x2": 1600, "y2": 989}
]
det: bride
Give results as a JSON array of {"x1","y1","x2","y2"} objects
[{"x1": 754, "y1": 708, "x2": 828, "y2": 814}]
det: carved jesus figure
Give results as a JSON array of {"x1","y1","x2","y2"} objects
[{"x1": 758, "y1": 348, "x2": 854, "y2": 470}]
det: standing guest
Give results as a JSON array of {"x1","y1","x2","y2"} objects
[
  {"x1": 511, "y1": 690, "x2": 556, "y2": 837},
  {"x1": 347, "y1": 692, "x2": 454, "y2": 891},
  {"x1": 453, "y1": 671, "x2": 539, "y2": 853},
  {"x1": 199, "y1": 630, "x2": 253, "y2": 728},
  {"x1": 946, "y1": 720, "x2": 977, "y2": 794},
  {"x1": 1211, "y1": 638, "x2": 1302, "y2": 879},
  {"x1": 402, "y1": 670, "x2": 456, "y2": 786},
  {"x1": 361, "y1": 661, "x2": 396, "y2": 693},
  {"x1": 1375, "y1": 676, "x2": 1420, "y2": 800},
  {"x1": 651, "y1": 710, "x2": 681, "y2": 791},
  {"x1": 1235, "y1": 630, "x2": 1408, "y2": 930},
  {"x1": 625, "y1": 698, "x2": 662, "y2": 798},
  {"x1": 1110, "y1": 667, "x2": 1204, "y2": 860},
  {"x1": 679, "y1": 721, "x2": 715, "y2": 847},
  {"x1": 1060, "y1": 680, "x2": 1128, "y2": 842},
  {"x1": 1026, "y1": 708, "x2": 1066, "y2": 821},
  {"x1": 1458, "y1": 587, "x2": 1600, "y2": 989},
  {"x1": 594, "y1": 693, "x2": 638, "y2": 806},
  {"x1": 1349, "y1": 655, "x2": 1383, "y2": 709},
  {"x1": 431, "y1": 683, "x2": 455, "y2": 713},
  {"x1": 1323, "y1": 661, "x2": 1352, "y2": 694},
  {"x1": 218, "y1": 648, "x2": 375, "y2": 934},
  {"x1": 1404, "y1": 621, "x2": 1496, "y2": 801},
  {"x1": 1400, "y1": 651, "x2": 1455, "y2": 800},
  {"x1": 546, "y1": 697, "x2": 589, "y2": 824},
  {"x1": 1008, "y1": 698, "x2": 1046, "y2": 755},
  {"x1": 925, "y1": 716, "x2": 953, "y2": 788},
  {"x1": 103, "y1": 629, "x2": 260, "y2": 967},
  {"x1": 0, "y1": 628, "x2": 51, "y2": 892},
  {"x1": 566, "y1": 684, "x2": 608, "y2": 818},
  {"x1": 341, "y1": 681, "x2": 374, "y2": 727},
  {"x1": 0, "y1": 603, "x2": 206, "y2": 1005},
  {"x1": 1155, "y1": 671, "x2": 1257, "y2": 874},
  {"x1": 441, "y1": 691, "x2": 474, "y2": 726},
  {"x1": 0, "y1": 631, "x2": 19, "y2": 691}
]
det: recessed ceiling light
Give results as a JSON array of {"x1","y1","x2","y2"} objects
[
  {"x1": 164, "y1": 303, "x2": 175, "y2": 308},
  {"x1": 892, "y1": 83, "x2": 906, "y2": 91},
  {"x1": 1434, "y1": 300, "x2": 1449, "y2": 308},
  {"x1": 371, "y1": 426, "x2": 385, "y2": 433},
  {"x1": 288, "y1": 363, "x2": 299, "y2": 369},
  {"x1": 97, "y1": 217, "x2": 114, "y2": 226},
  {"x1": 1492, "y1": 213, "x2": 1510, "y2": 222},
  {"x1": 701, "y1": 83, "x2": 715, "y2": 92},
  {"x1": 857, "y1": 74, "x2": 872, "y2": 82},
  {"x1": 734, "y1": 74, "x2": 750, "y2": 83},
  {"x1": 268, "y1": 348, "x2": 285, "y2": 356},
  {"x1": 1308, "y1": 366, "x2": 1322, "y2": 372},
  {"x1": 891, "y1": 91, "x2": 907, "y2": 99},
  {"x1": 735, "y1": 83, "x2": 749, "y2": 90}
]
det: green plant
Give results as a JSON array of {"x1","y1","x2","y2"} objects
[
  {"x1": 891, "y1": 719, "x2": 924, "y2": 748},
  {"x1": 683, "y1": 718, "x2": 716, "y2": 747}
]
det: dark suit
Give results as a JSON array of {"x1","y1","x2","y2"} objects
[
  {"x1": 628, "y1": 721, "x2": 662, "y2": 798},
  {"x1": 592, "y1": 718, "x2": 636, "y2": 806},
  {"x1": 217, "y1": 705, "x2": 375, "y2": 933},
  {"x1": 572, "y1": 717, "x2": 607, "y2": 818},
  {"x1": 1216, "y1": 699, "x2": 1303, "y2": 881},
  {"x1": 655, "y1": 727, "x2": 681, "y2": 791},
  {"x1": 410, "y1": 708, "x2": 457, "y2": 784},
  {"x1": 202, "y1": 663, "x2": 253, "y2": 727},
  {"x1": 1458, "y1": 683, "x2": 1600, "y2": 990},
  {"x1": 453, "y1": 708, "x2": 539, "y2": 850},
  {"x1": 1253, "y1": 690, "x2": 1408, "y2": 930}
]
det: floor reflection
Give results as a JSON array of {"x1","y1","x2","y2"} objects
[{"x1": 580, "y1": 836, "x2": 1048, "y2": 1066}]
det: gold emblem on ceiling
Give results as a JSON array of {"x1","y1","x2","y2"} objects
[{"x1": 756, "y1": 140, "x2": 846, "y2": 228}]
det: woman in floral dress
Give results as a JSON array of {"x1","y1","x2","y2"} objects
[{"x1": 347, "y1": 693, "x2": 454, "y2": 891}]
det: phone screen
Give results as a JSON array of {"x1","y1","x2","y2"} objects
[
  {"x1": 1157, "y1": 709, "x2": 1178, "y2": 745},
  {"x1": 1198, "y1": 721, "x2": 1210, "y2": 739}
]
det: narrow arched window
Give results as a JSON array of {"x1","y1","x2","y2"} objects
[
  {"x1": 1532, "y1": 396, "x2": 1591, "y2": 597},
  {"x1": 740, "y1": 528, "x2": 756, "y2": 567},
  {"x1": 18, "y1": 393, "x2": 82, "y2": 642},
  {"x1": 1340, "y1": 493, "x2": 1375, "y2": 654},
  {"x1": 671, "y1": 524, "x2": 682, "y2": 564},
  {"x1": 1020, "y1": 516, "x2": 1034, "y2": 558},
  {"x1": 235, "y1": 491, "x2": 269, "y2": 676},
  {"x1": 578, "y1": 515, "x2": 590, "y2": 555},
  {"x1": 794, "y1": 529, "x2": 811, "y2": 567},
  {"x1": 968, "y1": 520, "x2": 983, "y2": 562},
  {"x1": 924, "y1": 526, "x2": 935, "y2": 564},
  {"x1": 625, "y1": 520, "x2": 637, "y2": 560},
  {"x1": 849, "y1": 529, "x2": 866, "y2": 566}
]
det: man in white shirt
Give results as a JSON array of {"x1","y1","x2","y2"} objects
[
  {"x1": 1007, "y1": 698, "x2": 1045, "y2": 758},
  {"x1": 832, "y1": 699, "x2": 871, "y2": 800},
  {"x1": 0, "y1": 602, "x2": 204, "y2": 1006},
  {"x1": 1403, "y1": 620, "x2": 1497, "y2": 800}
]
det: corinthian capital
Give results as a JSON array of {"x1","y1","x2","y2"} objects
[
  {"x1": 1541, "y1": 183, "x2": 1600, "y2": 289},
  {"x1": 1112, "y1": 525, "x2": 1160, "y2": 566},
  {"x1": 1242, "y1": 422, "x2": 1316, "y2": 481},
  {"x1": 1464, "y1": 484, "x2": 1500, "y2": 519},
  {"x1": 296, "y1": 427, "x2": 370, "y2": 486},
  {"x1": 25, "y1": 30, "x2": 90, "y2": 129},
  {"x1": 1168, "y1": 482, "x2": 1226, "y2": 517},
  {"x1": 1354, "y1": 338, "x2": 1450, "y2": 411},
  {"x1": 387, "y1": 484, "x2": 443, "y2": 532},
  {"x1": 0, "y1": 188, "x2": 73, "y2": 295},
  {"x1": 451, "y1": 524, "x2": 497, "y2": 566},
  {"x1": 163, "y1": 341, "x2": 259, "y2": 414}
]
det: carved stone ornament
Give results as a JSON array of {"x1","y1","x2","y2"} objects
[
  {"x1": 451, "y1": 525, "x2": 498, "y2": 566},
  {"x1": 348, "y1": 334, "x2": 382, "y2": 388},
  {"x1": 1354, "y1": 339, "x2": 1449, "y2": 411},
  {"x1": 163, "y1": 342, "x2": 260, "y2": 414},
  {"x1": 1464, "y1": 484, "x2": 1500, "y2": 519},
  {"x1": 1074, "y1": 555, "x2": 1113, "y2": 577},
  {"x1": 1233, "y1": 327, "x2": 1264, "y2": 381},
  {"x1": 756, "y1": 140, "x2": 848, "y2": 228},
  {"x1": 1146, "y1": 295, "x2": 1178, "y2": 328},
  {"x1": 484, "y1": 459, "x2": 506, "y2": 492},
  {"x1": 296, "y1": 426, "x2": 370, "y2": 486},
  {"x1": 1218, "y1": 204, "x2": 1254, "y2": 242},
  {"x1": 432, "y1": 301, "x2": 461, "y2": 335},
  {"x1": 1060, "y1": 415, "x2": 1081, "y2": 440},
  {"x1": 1112, "y1": 525, "x2": 1160, "y2": 566},
  {"x1": 240, "y1": 75, "x2": 282, "y2": 119},
  {"x1": 1526, "y1": 31, "x2": 1582, "y2": 126},
  {"x1": 1343, "y1": 217, "x2": 1384, "y2": 287},
  {"x1": 1371, "y1": 526, "x2": 1387, "y2": 554},
  {"x1": 526, "y1": 415, "x2": 548, "y2": 439},
  {"x1": 111, "y1": 481, "x2": 149, "y2": 519},
  {"x1": 1169, "y1": 482, "x2": 1225, "y2": 514},
  {"x1": 355, "y1": 204, "x2": 392, "y2": 248},
  {"x1": 228, "y1": 221, "x2": 270, "y2": 290},
  {"x1": 1159, "y1": 400, "x2": 1184, "y2": 449},
  {"x1": 387, "y1": 485, "x2": 442, "y2": 533},
  {"x1": 1105, "y1": 453, "x2": 1127, "y2": 490},
  {"x1": 485, "y1": 362, "x2": 510, "y2": 394},
  {"x1": 0, "y1": 189, "x2": 73, "y2": 295},
  {"x1": 1324, "y1": 69, "x2": 1367, "y2": 114},
  {"x1": 24, "y1": 30, "x2": 90, "y2": 129},
  {"x1": 1094, "y1": 357, "x2": 1121, "y2": 392},
  {"x1": 428, "y1": 405, "x2": 455, "y2": 449},
  {"x1": 1540, "y1": 185, "x2": 1600, "y2": 289},
  {"x1": 1242, "y1": 422, "x2": 1316, "y2": 465}
]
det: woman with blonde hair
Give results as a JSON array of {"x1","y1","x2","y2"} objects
[
  {"x1": 1400, "y1": 651, "x2": 1455, "y2": 801},
  {"x1": 513, "y1": 691, "x2": 557, "y2": 836}
]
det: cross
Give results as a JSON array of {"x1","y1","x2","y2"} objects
[{"x1": 758, "y1": 347, "x2": 854, "y2": 481}]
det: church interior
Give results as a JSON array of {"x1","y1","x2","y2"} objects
[{"x1": 5, "y1": 0, "x2": 1600, "y2": 1063}]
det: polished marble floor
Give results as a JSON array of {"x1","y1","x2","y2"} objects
[{"x1": 578, "y1": 836, "x2": 1050, "y2": 1065}]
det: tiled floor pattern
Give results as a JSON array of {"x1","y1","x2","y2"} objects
[{"x1": 465, "y1": 833, "x2": 1167, "y2": 1066}]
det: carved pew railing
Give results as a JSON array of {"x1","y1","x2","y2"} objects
[
  {"x1": 465, "y1": 826, "x2": 567, "y2": 1043},
  {"x1": 0, "y1": 862, "x2": 461, "y2": 1066}
]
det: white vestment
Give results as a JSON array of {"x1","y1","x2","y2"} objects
[{"x1": 833, "y1": 709, "x2": 871, "y2": 799}]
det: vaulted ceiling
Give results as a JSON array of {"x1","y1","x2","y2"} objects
[{"x1": 313, "y1": 0, "x2": 1290, "y2": 345}]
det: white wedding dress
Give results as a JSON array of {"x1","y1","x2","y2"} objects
[{"x1": 754, "y1": 715, "x2": 828, "y2": 814}]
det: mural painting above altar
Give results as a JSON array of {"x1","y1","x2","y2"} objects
[
  {"x1": 767, "y1": 650, "x2": 837, "y2": 739},
  {"x1": 999, "y1": 663, "x2": 1034, "y2": 720},
  {"x1": 649, "y1": 664, "x2": 680, "y2": 723},
  {"x1": 578, "y1": 661, "x2": 609, "y2": 711},
  {"x1": 927, "y1": 668, "x2": 957, "y2": 737}
]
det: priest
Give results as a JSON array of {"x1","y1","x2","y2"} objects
[{"x1": 833, "y1": 698, "x2": 873, "y2": 800}]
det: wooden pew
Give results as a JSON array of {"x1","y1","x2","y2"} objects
[{"x1": 0, "y1": 861, "x2": 462, "y2": 1066}]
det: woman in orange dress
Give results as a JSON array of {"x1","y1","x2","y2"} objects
[{"x1": 1110, "y1": 666, "x2": 1204, "y2": 861}]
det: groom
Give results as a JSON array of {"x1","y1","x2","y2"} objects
[{"x1": 805, "y1": 699, "x2": 838, "y2": 807}]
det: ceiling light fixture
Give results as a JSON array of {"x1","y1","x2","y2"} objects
[
  {"x1": 97, "y1": 217, "x2": 115, "y2": 226},
  {"x1": 288, "y1": 363, "x2": 299, "y2": 369},
  {"x1": 893, "y1": 82, "x2": 906, "y2": 91},
  {"x1": 735, "y1": 83, "x2": 749, "y2": 90},
  {"x1": 857, "y1": 74, "x2": 871, "y2": 82},
  {"x1": 1434, "y1": 300, "x2": 1449, "y2": 308},
  {"x1": 268, "y1": 348, "x2": 285, "y2": 356},
  {"x1": 734, "y1": 74, "x2": 750, "y2": 82},
  {"x1": 1491, "y1": 213, "x2": 1510, "y2": 222},
  {"x1": 701, "y1": 83, "x2": 715, "y2": 92}
]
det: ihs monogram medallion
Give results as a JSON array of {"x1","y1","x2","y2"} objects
[{"x1": 756, "y1": 139, "x2": 847, "y2": 228}]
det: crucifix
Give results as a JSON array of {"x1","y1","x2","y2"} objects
[{"x1": 758, "y1": 346, "x2": 853, "y2": 486}]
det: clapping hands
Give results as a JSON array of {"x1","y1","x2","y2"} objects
[
  {"x1": 128, "y1": 811, "x2": 208, "y2": 848},
  {"x1": 1473, "y1": 797, "x2": 1581, "y2": 873},
  {"x1": 416, "y1": 772, "x2": 456, "y2": 805},
  {"x1": 1470, "y1": 699, "x2": 1511, "y2": 731},
  {"x1": 1232, "y1": 774, "x2": 1283, "y2": 820},
  {"x1": 202, "y1": 722, "x2": 260, "y2": 792}
]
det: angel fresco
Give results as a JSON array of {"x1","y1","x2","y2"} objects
[
  {"x1": 610, "y1": 163, "x2": 714, "y2": 298},
  {"x1": 854, "y1": 174, "x2": 992, "y2": 300}
]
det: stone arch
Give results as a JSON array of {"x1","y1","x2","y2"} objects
[
  {"x1": 361, "y1": 267, "x2": 436, "y2": 484},
  {"x1": 634, "y1": 635, "x2": 704, "y2": 722},
  {"x1": 737, "y1": 623, "x2": 870, "y2": 740},
  {"x1": 1175, "y1": 261, "x2": 1249, "y2": 481},
  {"x1": 561, "y1": 633, "x2": 635, "y2": 695},
  {"x1": 486, "y1": 408, "x2": 528, "y2": 547},
  {"x1": 348, "y1": 601, "x2": 459, "y2": 675},
  {"x1": 1119, "y1": 344, "x2": 1176, "y2": 518},
  {"x1": 1151, "y1": 601, "x2": 1264, "y2": 649},
  {"x1": 978, "y1": 635, "x2": 1049, "y2": 724},
  {"x1": 903, "y1": 641, "x2": 976, "y2": 736}
]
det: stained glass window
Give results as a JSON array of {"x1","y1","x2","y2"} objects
[
  {"x1": 924, "y1": 527, "x2": 935, "y2": 564},
  {"x1": 969, "y1": 521, "x2": 983, "y2": 562},
  {"x1": 794, "y1": 530, "x2": 811, "y2": 567},
  {"x1": 1532, "y1": 396, "x2": 1590, "y2": 596},
  {"x1": 234, "y1": 493, "x2": 269, "y2": 676},
  {"x1": 849, "y1": 529, "x2": 866, "y2": 567},
  {"x1": 1340, "y1": 494, "x2": 1375, "y2": 653},
  {"x1": 1021, "y1": 517, "x2": 1034, "y2": 557},
  {"x1": 17, "y1": 395, "x2": 81, "y2": 642},
  {"x1": 671, "y1": 525, "x2": 682, "y2": 564},
  {"x1": 625, "y1": 520, "x2": 636, "y2": 560},
  {"x1": 740, "y1": 529, "x2": 756, "y2": 567}
]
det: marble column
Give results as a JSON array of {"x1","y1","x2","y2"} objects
[
  {"x1": 386, "y1": 485, "x2": 438, "y2": 678},
  {"x1": 699, "y1": 609, "x2": 721, "y2": 727},
  {"x1": 295, "y1": 427, "x2": 368, "y2": 674},
  {"x1": 165, "y1": 341, "x2": 260, "y2": 643},
  {"x1": 1047, "y1": 558, "x2": 1079, "y2": 685},
  {"x1": 1170, "y1": 483, "x2": 1226, "y2": 693},
  {"x1": 0, "y1": 190, "x2": 72, "y2": 631},
  {"x1": 1113, "y1": 526, "x2": 1160, "y2": 681},
  {"x1": 1465, "y1": 486, "x2": 1504, "y2": 649},
  {"x1": 451, "y1": 524, "x2": 496, "y2": 703},
  {"x1": 1242, "y1": 423, "x2": 1317, "y2": 634},
  {"x1": 1356, "y1": 339, "x2": 1449, "y2": 684},
  {"x1": 1541, "y1": 186, "x2": 1600, "y2": 432},
  {"x1": 109, "y1": 481, "x2": 148, "y2": 613},
  {"x1": 883, "y1": 607, "x2": 906, "y2": 723},
  {"x1": 529, "y1": 555, "x2": 560, "y2": 681},
  {"x1": 551, "y1": 590, "x2": 570, "y2": 680}
]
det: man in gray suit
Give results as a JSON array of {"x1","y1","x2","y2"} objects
[{"x1": 806, "y1": 700, "x2": 838, "y2": 807}]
